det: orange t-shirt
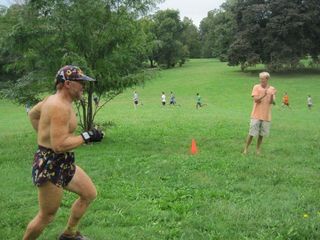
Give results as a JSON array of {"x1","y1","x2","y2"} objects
[
  {"x1": 251, "y1": 84, "x2": 276, "y2": 121},
  {"x1": 283, "y1": 95, "x2": 289, "y2": 104}
]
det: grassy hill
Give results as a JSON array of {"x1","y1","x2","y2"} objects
[{"x1": 1, "y1": 59, "x2": 319, "y2": 239}]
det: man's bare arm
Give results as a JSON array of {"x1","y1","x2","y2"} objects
[
  {"x1": 28, "y1": 101, "x2": 43, "y2": 132},
  {"x1": 253, "y1": 92, "x2": 267, "y2": 103},
  {"x1": 269, "y1": 94, "x2": 274, "y2": 104},
  {"x1": 50, "y1": 104, "x2": 84, "y2": 153},
  {"x1": 270, "y1": 88, "x2": 276, "y2": 104}
]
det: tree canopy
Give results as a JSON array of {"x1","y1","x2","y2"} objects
[
  {"x1": 227, "y1": 0, "x2": 320, "y2": 71},
  {"x1": 149, "y1": 9, "x2": 188, "y2": 68},
  {"x1": 199, "y1": 0, "x2": 236, "y2": 60}
]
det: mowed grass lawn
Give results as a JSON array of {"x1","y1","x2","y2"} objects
[{"x1": 1, "y1": 59, "x2": 320, "y2": 239}]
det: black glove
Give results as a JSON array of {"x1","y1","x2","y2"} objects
[{"x1": 81, "y1": 128, "x2": 104, "y2": 143}]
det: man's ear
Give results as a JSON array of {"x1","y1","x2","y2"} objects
[{"x1": 64, "y1": 80, "x2": 71, "y2": 88}]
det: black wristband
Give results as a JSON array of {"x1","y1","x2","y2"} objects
[{"x1": 81, "y1": 132, "x2": 90, "y2": 143}]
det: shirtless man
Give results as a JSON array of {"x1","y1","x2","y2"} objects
[{"x1": 23, "y1": 65, "x2": 104, "y2": 240}]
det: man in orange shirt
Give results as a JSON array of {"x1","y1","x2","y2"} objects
[{"x1": 243, "y1": 72, "x2": 276, "y2": 155}]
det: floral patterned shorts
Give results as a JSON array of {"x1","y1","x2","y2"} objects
[{"x1": 32, "y1": 146, "x2": 76, "y2": 188}]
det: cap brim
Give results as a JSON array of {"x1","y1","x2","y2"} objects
[{"x1": 77, "y1": 75, "x2": 96, "y2": 82}]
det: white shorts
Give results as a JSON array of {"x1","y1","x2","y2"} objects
[{"x1": 249, "y1": 119, "x2": 271, "y2": 137}]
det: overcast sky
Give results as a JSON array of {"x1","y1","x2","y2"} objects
[
  {"x1": 158, "y1": 0, "x2": 226, "y2": 27},
  {"x1": 0, "y1": 0, "x2": 227, "y2": 27},
  {"x1": 0, "y1": 0, "x2": 9, "y2": 6}
]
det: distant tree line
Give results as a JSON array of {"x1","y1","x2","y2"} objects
[{"x1": 200, "y1": 0, "x2": 320, "y2": 71}]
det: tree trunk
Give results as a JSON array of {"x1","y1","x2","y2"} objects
[
  {"x1": 80, "y1": 99, "x2": 87, "y2": 131},
  {"x1": 86, "y1": 82, "x2": 94, "y2": 130},
  {"x1": 149, "y1": 57, "x2": 154, "y2": 68}
]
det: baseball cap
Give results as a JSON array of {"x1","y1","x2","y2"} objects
[{"x1": 55, "y1": 65, "x2": 96, "y2": 85}]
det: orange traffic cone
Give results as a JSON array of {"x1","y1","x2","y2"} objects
[{"x1": 190, "y1": 139, "x2": 198, "y2": 155}]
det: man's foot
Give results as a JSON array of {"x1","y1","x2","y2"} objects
[
  {"x1": 242, "y1": 149, "x2": 248, "y2": 155},
  {"x1": 256, "y1": 149, "x2": 261, "y2": 155},
  {"x1": 58, "y1": 231, "x2": 89, "y2": 240}
]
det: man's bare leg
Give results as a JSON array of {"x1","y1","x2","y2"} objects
[
  {"x1": 256, "y1": 135, "x2": 263, "y2": 155},
  {"x1": 243, "y1": 135, "x2": 254, "y2": 154},
  {"x1": 23, "y1": 182, "x2": 63, "y2": 240},
  {"x1": 62, "y1": 166, "x2": 97, "y2": 235}
]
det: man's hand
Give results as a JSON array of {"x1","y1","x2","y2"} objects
[{"x1": 81, "y1": 128, "x2": 104, "y2": 143}]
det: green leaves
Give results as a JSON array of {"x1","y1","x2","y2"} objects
[
  {"x1": 150, "y1": 9, "x2": 192, "y2": 68},
  {"x1": 227, "y1": 0, "x2": 320, "y2": 71},
  {"x1": 199, "y1": 2, "x2": 236, "y2": 60}
]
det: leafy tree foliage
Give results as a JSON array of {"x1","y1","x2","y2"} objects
[
  {"x1": 142, "y1": 11, "x2": 199, "y2": 67},
  {"x1": 150, "y1": 9, "x2": 188, "y2": 68},
  {"x1": 227, "y1": 0, "x2": 320, "y2": 71},
  {"x1": 199, "y1": 0, "x2": 236, "y2": 61},
  {"x1": 0, "y1": 4, "x2": 25, "y2": 85},
  {"x1": 180, "y1": 17, "x2": 201, "y2": 58},
  {"x1": 0, "y1": 0, "x2": 162, "y2": 130},
  {"x1": 140, "y1": 17, "x2": 162, "y2": 68}
]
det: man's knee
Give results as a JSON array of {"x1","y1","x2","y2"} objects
[
  {"x1": 88, "y1": 187, "x2": 98, "y2": 202},
  {"x1": 38, "y1": 210, "x2": 57, "y2": 224},
  {"x1": 81, "y1": 186, "x2": 97, "y2": 203}
]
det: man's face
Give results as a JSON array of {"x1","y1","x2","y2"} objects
[
  {"x1": 260, "y1": 76, "x2": 268, "y2": 87},
  {"x1": 69, "y1": 80, "x2": 86, "y2": 100}
]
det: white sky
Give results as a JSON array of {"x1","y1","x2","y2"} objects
[
  {"x1": 0, "y1": 0, "x2": 15, "y2": 7},
  {"x1": 158, "y1": 0, "x2": 226, "y2": 27}
]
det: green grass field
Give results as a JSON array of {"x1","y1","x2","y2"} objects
[{"x1": 1, "y1": 59, "x2": 320, "y2": 239}]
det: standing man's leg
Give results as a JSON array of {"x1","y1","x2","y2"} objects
[
  {"x1": 243, "y1": 119, "x2": 259, "y2": 154},
  {"x1": 256, "y1": 135, "x2": 263, "y2": 155},
  {"x1": 62, "y1": 166, "x2": 97, "y2": 236},
  {"x1": 256, "y1": 121, "x2": 270, "y2": 155},
  {"x1": 23, "y1": 182, "x2": 63, "y2": 240},
  {"x1": 243, "y1": 135, "x2": 253, "y2": 154}
]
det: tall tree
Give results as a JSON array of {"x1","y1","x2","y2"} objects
[
  {"x1": 180, "y1": 17, "x2": 201, "y2": 58},
  {"x1": 140, "y1": 16, "x2": 162, "y2": 68},
  {"x1": 0, "y1": 4, "x2": 25, "y2": 84},
  {"x1": 199, "y1": 0, "x2": 236, "y2": 61},
  {"x1": 151, "y1": 9, "x2": 187, "y2": 68}
]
